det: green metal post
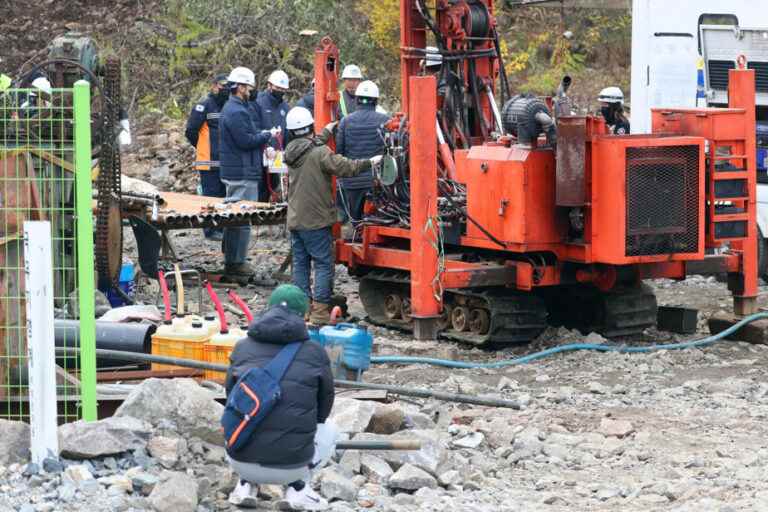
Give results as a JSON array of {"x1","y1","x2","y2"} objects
[{"x1": 73, "y1": 80, "x2": 97, "y2": 421}]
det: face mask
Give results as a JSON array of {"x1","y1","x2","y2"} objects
[
  {"x1": 215, "y1": 89, "x2": 229, "y2": 105},
  {"x1": 271, "y1": 90, "x2": 285, "y2": 102},
  {"x1": 248, "y1": 89, "x2": 258, "y2": 102},
  {"x1": 600, "y1": 106, "x2": 616, "y2": 125}
]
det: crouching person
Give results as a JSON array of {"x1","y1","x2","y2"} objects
[{"x1": 224, "y1": 284, "x2": 336, "y2": 510}]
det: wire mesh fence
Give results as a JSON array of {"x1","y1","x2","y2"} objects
[{"x1": 0, "y1": 82, "x2": 96, "y2": 423}]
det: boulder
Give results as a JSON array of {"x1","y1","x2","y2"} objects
[
  {"x1": 599, "y1": 418, "x2": 635, "y2": 438},
  {"x1": 0, "y1": 420, "x2": 30, "y2": 465},
  {"x1": 58, "y1": 416, "x2": 151, "y2": 459},
  {"x1": 360, "y1": 454, "x2": 393, "y2": 484},
  {"x1": 329, "y1": 398, "x2": 376, "y2": 433},
  {"x1": 319, "y1": 469, "x2": 358, "y2": 502},
  {"x1": 115, "y1": 379, "x2": 224, "y2": 444},
  {"x1": 368, "y1": 404, "x2": 405, "y2": 435},
  {"x1": 353, "y1": 430, "x2": 449, "y2": 476},
  {"x1": 388, "y1": 464, "x2": 437, "y2": 491},
  {"x1": 148, "y1": 472, "x2": 199, "y2": 512},
  {"x1": 147, "y1": 436, "x2": 187, "y2": 468}
]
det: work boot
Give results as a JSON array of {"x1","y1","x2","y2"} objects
[
  {"x1": 224, "y1": 262, "x2": 256, "y2": 277},
  {"x1": 308, "y1": 302, "x2": 331, "y2": 326}
]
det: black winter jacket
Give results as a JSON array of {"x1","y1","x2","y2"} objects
[
  {"x1": 255, "y1": 90, "x2": 291, "y2": 149},
  {"x1": 225, "y1": 305, "x2": 335, "y2": 466},
  {"x1": 219, "y1": 96, "x2": 271, "y2": 181},
  {"x1": 336, "y1": 103, "x2": 389, "y2": 190}
]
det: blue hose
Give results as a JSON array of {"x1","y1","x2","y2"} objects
[{"x1": 369, "y1": 312, "x2": 768, "y2": 369}]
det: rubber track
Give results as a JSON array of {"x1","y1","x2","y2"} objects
[
  {"x1": 359, "y1": 270, "x2": 548, "y2": 346},
  {"x1": 592, "y1": 283, "x2": 658, "y2": 338}
]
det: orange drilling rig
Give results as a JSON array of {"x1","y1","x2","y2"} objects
[{"x1": 311, "y1": 0, "x2": 758, "y2": 345}]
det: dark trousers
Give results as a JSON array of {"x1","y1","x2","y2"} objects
[
  {"x1": 291, "y1": 227, "x2": 333, "y2": 305},
  {"x1": 200, "y1": 168, "x2": 226, "y2": 238},
  {"x1": 336, "y1": 187, "x2": 369, "y2": 224}
]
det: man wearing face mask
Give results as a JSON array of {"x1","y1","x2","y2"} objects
[
  {"x1": 220, "y1": 67, "x2": 281, "y2": 277},
  {"x1": 597, "y1": 86, "x2": 630, "y2": 135},
  {"x1": 185, "y1": 73, "x2": 230, "y2": 241},
  {"x1": 255, "y1": 70, "x2": 291, "y2": 202}
]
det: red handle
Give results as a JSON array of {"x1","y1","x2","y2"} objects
[
  {"x1": 158, "y1": 270, "x2": 172, "y2": 322},
  {"x1": 205, "y1": 280, "x2": 229, "y2": 333},
  {"x1": 228, "y1": 289, "x2": 254, "y2": 323}
]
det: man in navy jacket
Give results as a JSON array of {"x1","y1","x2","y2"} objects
[
  {"x1": 219, "y1": 66, "x2": 280, "y2": 276},
  {"x1": 336, "y1": 80, "x2": 389, "y2": 225}
]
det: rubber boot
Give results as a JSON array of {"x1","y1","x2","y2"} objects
[{"x1": 309, "y1": 302, "x2": 331, "y2": 326}]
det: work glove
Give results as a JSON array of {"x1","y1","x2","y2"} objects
[
  {"x1": 324, "y1": 121, "x2": 339, "y2": 134},
  {"x1": 269, "y1": 126, "x2": 281, "y2": 137},
  {"x1": 370, "y1": 155, "x2": 383, "y2": 167}
]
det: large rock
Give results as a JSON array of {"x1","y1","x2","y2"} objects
[
  {"x1": 599, "y1": 418, "x2": 635, "y2": 438},
  {"x1": 388, "y1": 464, "x2": 437, "y2": 491},
  {"x1": 147, "y1": 436, "x2": 187, "y2": 468},
  {"x1": 368, "y1": 404, "x2": 405, "y2": 435},
  {"x1": 0, "y1": 419, "x2": 30, "y2": 464},
  {"x1": 361, "y1": 454, "x2": 393, "y2": 484},
  {"x1": 319, "y1": 469, "x2": 358, "y2": 502},
  {"x1": 148, "y1": 472, "x2": 199, "y2": 512},
  {"x1": 329, "y1": 398, "x2": 376, "y2": 433},
  {"x1": 115, "y1": 379, "x2": 224, "y2": 444},
  {"x1": 58, "y1": 416, "x2": 151, "y2": 459},
  {"x1": 353, "y1": 430, "x2": 449, "y2": 476}
]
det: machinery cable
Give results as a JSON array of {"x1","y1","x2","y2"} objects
[{"x1": 369, "y1": 312, "x2": 768, "y2": 369}]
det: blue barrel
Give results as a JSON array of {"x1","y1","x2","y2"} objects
[{"x1": 320, "y1": 323, "x2": 373, "y2": 371}]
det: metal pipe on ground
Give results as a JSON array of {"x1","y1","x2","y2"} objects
[
  {"x1": 54, "y1": 347, "x2": 520, "y2": 409},
  {"x1": 336, "y1": 440, "x2": 421, "y2": 451}
]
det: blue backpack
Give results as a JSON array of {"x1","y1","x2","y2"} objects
[{"x1": 222, "y1": 342, "x2": 301, "y2": 453}]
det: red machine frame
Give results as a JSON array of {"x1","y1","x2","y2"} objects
[{"x1": 313, "y1": 1, "x2": 758, "y2": 340}]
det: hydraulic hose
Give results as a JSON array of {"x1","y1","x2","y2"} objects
[
  {"x1": 227, "y1": 289, "x2": 254, "y2": 323},
  {"x1": 370, "y1": 312, "x2": 768, "y2": 369},
  {"x1": 157, "y1": 270, "x2": 172, "y2": 322},
  {"x1": 205, "y1": 280, "x2": 229, "y2": 333}
]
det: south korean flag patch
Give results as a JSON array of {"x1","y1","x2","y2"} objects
[{"x1": 195, "y1": 104, "x2": 205, "y2": 112}]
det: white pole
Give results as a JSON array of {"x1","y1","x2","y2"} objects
[{"x1": 24, "y1": 221, "x2": 59, "y2": 465}]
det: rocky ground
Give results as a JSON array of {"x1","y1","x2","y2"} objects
[{"x1": 3, "y1": 222, "x2": 768, "y2": 512}]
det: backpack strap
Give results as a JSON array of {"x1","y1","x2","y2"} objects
[{"x1": 264, "y1": 342, "x2": 302, "y2": 382}]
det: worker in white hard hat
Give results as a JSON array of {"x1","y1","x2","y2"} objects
[
  {"x1": 420, "y1": 46, "x2": 443, "y2": 74},
  {"x1": 335, "y1": 80, "x2": 389, "y2": 227},
  {"x1": 219, "y1": 66, "x2": 280, "y2": 277},
  {"x1": 19, "y1": 75, "x2": 53, "y2": 114},
  {"x1": 255, "y1": 69, "x2": 292, "y2": 201},
  {"x1": 283, "y1": 106, "x2": 382, "y2": 325},
  {"x1": 338, "y1": 64, "x2": 363, "y2": 118},
  {"x1": 598, "y1": 86, "x2": 630, "y2": 135}
]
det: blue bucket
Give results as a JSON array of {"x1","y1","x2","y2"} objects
[{"x1": 320, "y1": 323, "x2": 373, "y2": 372}]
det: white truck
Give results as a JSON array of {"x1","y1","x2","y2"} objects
[{"x1": 630, "y1": 0, "x2": 768, "y2": 277}]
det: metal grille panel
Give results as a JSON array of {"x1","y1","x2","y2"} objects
[
  {"x1": 708, "y1": 60, "x2": 735, "y2": 90},
  {"x1": 625, "y1": 145, "x2": 700, "y2": 257},
  {"x1": 748, "y1": 61, "x2": 768, "y2": 93}
]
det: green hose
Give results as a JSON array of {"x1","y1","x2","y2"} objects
[{"x1": 369, "y1": 312, "x2": 768, "y2": 369}]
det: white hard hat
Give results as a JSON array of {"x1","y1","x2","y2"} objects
[
  {"x1": 355, "y1": 80, "x2": 379, "y2": 99},
  {"x1": 227, "y1": 66, "x2": 256, "y2": 87},
  {"x1": 286, "y1": 106, "x2": 314, "y2": 130},
  {"x1": 31, "y1": 77, "x2": 52, "y2": 96},
  {"x1": 423, "y1": 46, "x2": 442, "y2": 68},
  {"x1": 268, "y1": 69, "x2": 290, "y2": 90},
  {"x1": 341, "y1": 64, "x2": 363, "y2": 80},
  {"x1": 598, "y1": 86, "x2": 624, "y2": 105}
]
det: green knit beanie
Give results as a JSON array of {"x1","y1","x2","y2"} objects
[{"x1": 268, "y1": 284, "x2": 310, "y2": 316}]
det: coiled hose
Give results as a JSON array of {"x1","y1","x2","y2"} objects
[{"x1": 370, "y1": 312, "x2": 768, "y2": 369}]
